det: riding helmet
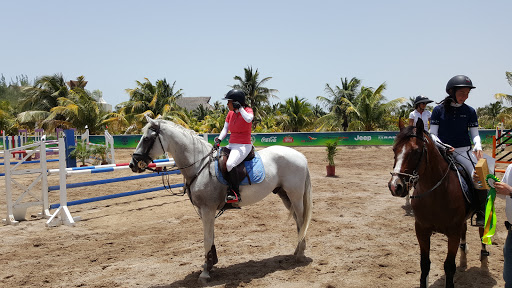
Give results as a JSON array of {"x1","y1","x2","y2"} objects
[
  {"x1": 445, "y1": 75, "x2": 476, "y2": 95},
  {"x1": 413, "y1": 95, "x2": 433, "y2": 107},
  {"x1": 223, "y1": 89, "x2": 246, "y2": 106}
]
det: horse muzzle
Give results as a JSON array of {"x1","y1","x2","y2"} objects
[
  {"x1": 130, "y1": 154, "x2": 151, "y2": 173},
  {"x1": 388, "y1": 176, "x2": 408, "y2": 198}
]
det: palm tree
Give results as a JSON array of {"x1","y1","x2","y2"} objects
[
  {"x1": 495, "y1": 72, "x2": 512, "y2": 104},
  {"x1": 279, "y1": 96, "x2": 314, "y2": 132},
  {"x1": 119, "y1": 78, "x2": 185, "y2": 133},
  {"x1": 231, "y1": 66, "x2": 278, "y2": 128},
  {"x1": 20, "y1": 73, "x2": 69, "y2": 112},
  {"x1": 0, "y1": 100, "x2": 17, "y2": 134},
  {"x1": 43, "y1": 87, "x2": 103, "y2": 134},
  {"x1": 477, "y1": 101, "x2": 504, "y2": 128},
  {"x1": 345, "y1": 83, "x2": 406, "y2": 131},
  {"x1": 317, "y1": 77, "x2": 361, "y2": 131}
]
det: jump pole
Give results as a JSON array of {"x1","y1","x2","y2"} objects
[
  {"x1": 46, "y1": 138, "x2": 79, "y2": 227},
  {"x1": 46, "y1": 137, "x2": 182, "y2": 227}
]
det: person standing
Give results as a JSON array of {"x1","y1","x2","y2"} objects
[
  {"x1": 408, "y1": 95, "x2": 433, "y2": 130},
  {"x1": 492, "y1": 166, "x2": 512, "y2": 287},
  {"x1": 430, "y1": 75, "x2": 486, "y2": 226},
  {"x1": 214, "y1": 89, "x2": 254, "y2": 203}
]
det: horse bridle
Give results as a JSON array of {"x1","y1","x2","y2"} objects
[
  {"x1": 390, "y1": 134, "x2": 426, "y2": 192},
  {"x1": 133, "y1": 124, "x2": 217, "y2": 192},
  {"x1": 132, "y1": 125, "x2": 167, "y2": 171},
  {"x1": 390, "y1": 132, "x2": 453, "y2": 199}
]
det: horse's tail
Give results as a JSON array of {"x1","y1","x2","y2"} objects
[{"x1": 298, "y1": 168, "x2": 313, "y2": 243}]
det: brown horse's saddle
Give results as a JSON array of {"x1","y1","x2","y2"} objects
[
  {"x1": 218, "y1": 146, "x2": 256, "y2": 186},
  {"x1": 439, "y1": 148, "x2": 475, "y2": 206}
]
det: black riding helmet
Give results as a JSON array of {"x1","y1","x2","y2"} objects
[
  {"x1": 413, "y1": 95, "x2": 433, "y2": 108},
  {"x1": 223, "y1": 89, "x2": 246, "y2": 106},
  {"x1": 445, "y1": 75, "x2": 476, "y2": 95}
]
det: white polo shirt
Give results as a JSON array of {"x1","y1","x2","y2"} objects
[{"x1": 409, "y1": 109, "x2": 431, "y2": 130}]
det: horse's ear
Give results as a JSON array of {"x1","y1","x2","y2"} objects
[
  {"x1": 145, "y1": 114, "x2": 157, "y2": 127},
  {"x1": 398, "y1": 117, "x2": 405, "y2": 131},
  {"x1": 416, "y1": 118, "x2": 424, "y2": 137}
]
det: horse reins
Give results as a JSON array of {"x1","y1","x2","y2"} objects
[{"x1": 391, "y1": 132, "x2": 452, "y2": 199}]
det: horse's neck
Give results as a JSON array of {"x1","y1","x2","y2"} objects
[
  {"x1": 420, "y1": 144, "x2": 451, "y2": 183},
  {"x1": 163, "y1": 128, "x2": 211, "y2": 179}
]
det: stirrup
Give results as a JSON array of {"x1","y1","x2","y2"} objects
[{"x1": 226, "y1": 190, "x2": 240, "y2": 203}]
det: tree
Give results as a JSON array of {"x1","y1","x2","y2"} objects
[
  {"x1": 20, "y1": 73, "x2": 68, "y2": 112},
  {"x1": 118, "y1": 78, "x2": 185, "y2": 133},
  {"x1": 231, "y1": 66, "x2": 278, "y2": 128},
  {"x1": 494, "y1": 72, "x2": 512, "y2": 104},
  {"x1": 279, "y1": 96, "x2": 314, "y2": 132},
  {"x1": 477, "y1": 101, "x2": 504, "y2": 128},
  {"x1": 317, "y1": 77, "x2": 361, "y2": 131},
  {"x1": 43, "y1": 86, "x2": 103, "y2": 134},
  {"x1": 345, "y1": 83, "x2": 406, "y2": 131}
]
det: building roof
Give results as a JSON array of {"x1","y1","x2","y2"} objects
[{"x1": 175, "y1": 97, "x2": 214, "y2": 111}]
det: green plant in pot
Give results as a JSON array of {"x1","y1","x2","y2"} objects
[
  {"x1": 92, "y1": 145, "x2": 109, "y2": 165},
  {"x1": 325, "y1": 140, "x2": 338, "y2": 177},
  {"x1": 68, "y1": 141, "x2": 94, "y2": 167}
]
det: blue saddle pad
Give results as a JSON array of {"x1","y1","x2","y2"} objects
[{"x1": 215, "y1": 152, "x2": 265, "y2": 185}]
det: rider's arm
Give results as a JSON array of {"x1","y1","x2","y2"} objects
[
  {"x1": 470, "y1": 127, "x2": 482, "y2": 151},
  {"x1": 218, "y1": 122, "x2": 229, "y2": 141},
  {"x1": 429, "y1": 124, "x2": 452, "y2": 150},
  {"x1": 239, "y1": 107, "x2": 254, "y2": 123}
]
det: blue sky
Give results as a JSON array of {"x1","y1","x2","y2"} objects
[{"x1": 1, "y1": 1, "x2": 511, "y2": 111}]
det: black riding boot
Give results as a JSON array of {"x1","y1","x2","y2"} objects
[
  {"x1": 226, "y1": 169, "x2": 241, "y2": 203},
  {"x1": 473, "y1": 189, "x2": 488, "y2": 227}
]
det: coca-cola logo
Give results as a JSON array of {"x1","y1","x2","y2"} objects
[{"x1": 261, "y1": 136, "x2": 277, "y2": 143}]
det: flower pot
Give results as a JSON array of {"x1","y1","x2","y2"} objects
[{"x1": 326, "y1": 165, "x2": 335, "y2": 177}]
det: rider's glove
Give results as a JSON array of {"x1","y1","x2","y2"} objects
[
  {"x1": 232, "y1": 101, "x2": 241, "y2": 109},
  {"x1": 214, "y1": 137, "x2": 221, "y2": 148}
]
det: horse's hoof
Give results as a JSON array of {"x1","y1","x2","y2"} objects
[{"x1": 199, "y1": 271, "x2": 210, "y2": 284}]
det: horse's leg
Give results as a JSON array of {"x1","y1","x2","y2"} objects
[
  {"x1": 198, "y1": 207, "x2": 217, "y2": 281},
  {"x1": 459, "y1": 221, "x2": 468, "y2": 268},
  {"x1": 444, "y1": 234, "x2": 460, "y2": 288},
  {"x1": 479, "y1": 227, "x2": 489, "y2": 269},
  {"x1": 405, "y1": 193, "x2": 411, "y2": 206},
  {"x1": 415, "y1": 223, "x2": 431, "y2": 288},
  {"x1": 274, "y1": 187, "x2": 307, "y2": 258}
]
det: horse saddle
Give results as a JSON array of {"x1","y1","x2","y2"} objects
[
  {"x1": 439, "y1": 149, "x2": 475, "y2": 207},
  {"x1": 215, "y1": 146, "x2": 265, "y2": 186}
]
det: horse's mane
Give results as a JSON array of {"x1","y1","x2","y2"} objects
[
  {"x1": 394, "y1": 126, "x2": 417, "y2": 147},
  {"x1": 394, "y1": 125, "x2": 434, "y2": 149},
  {"x1": 143, "y1": 118, "x2": 211, "y2": 146}
]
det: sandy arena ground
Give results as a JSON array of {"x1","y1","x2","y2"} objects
[{"x1": 0, "y1": 146, "x2": 508, "y2": 287}]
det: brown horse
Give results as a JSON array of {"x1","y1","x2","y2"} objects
[{"x1": 388, "y1": 119, "x2": 487, "y2": 288}]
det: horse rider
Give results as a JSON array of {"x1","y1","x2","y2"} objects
[
  {"x1": 429, "y1": 75, "x2": 486, "y2": 227},
  {"x1": 408, "y1": 95, "x2": 433, "y2": 130},
  {"x1": 214, "y1": 89, "x2": 254, "y2": 203}
]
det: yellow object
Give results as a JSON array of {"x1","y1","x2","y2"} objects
[{"x1": 475, "y1": 159, "x2": 490, "y2": 190}]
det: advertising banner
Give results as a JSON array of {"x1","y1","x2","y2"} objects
[{"x1": 88, "y1": 130, "x2": 496, "y2": 148}]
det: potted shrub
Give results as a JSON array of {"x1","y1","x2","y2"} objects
[
  {"x1": 68, "y1": 141, "x2": 94, "y2": 167},
  {"x1": 92, "y1": 145, "x2": 109, "y2": 165},
  {"x1": 325, "y1": 140, "x2": 338, "y2": 177}
]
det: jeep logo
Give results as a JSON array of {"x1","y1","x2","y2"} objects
[{"x1": 354, "y1": 135, "x2": 372, "y2": 141}]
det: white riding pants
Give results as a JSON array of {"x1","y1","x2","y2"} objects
[
  {"x1": 226, "y1": 143, "x2": 252, "y2": 172},
  {"x1": 453, "y1": 146, "x2": 477, "y2": 177}
]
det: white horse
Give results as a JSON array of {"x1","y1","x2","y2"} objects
[{"x1": 129, "y1": 116, "x2": 313, "y2": 281}]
